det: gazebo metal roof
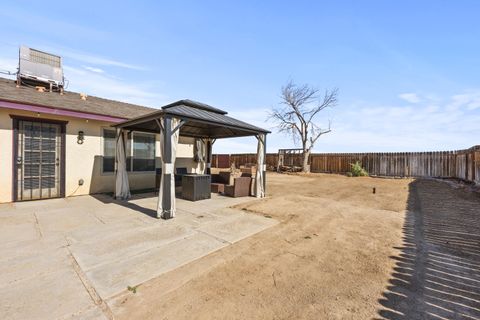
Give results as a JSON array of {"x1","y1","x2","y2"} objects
[{"x1": 113, "y1": 99, "x2": 270, "y2": 139}]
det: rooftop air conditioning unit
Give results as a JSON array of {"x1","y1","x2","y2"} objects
[{"x1": 18, "y1": 46, "x2": 64, "y2": 90}]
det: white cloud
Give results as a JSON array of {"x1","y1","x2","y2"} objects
[
  {"x1": 83, "y1": 66, "x2": 104, "y2": 74},
  {"x1": 398, "y1": 92, "x2": 421, "y2": 104},
  {"x1": 0, "y1": 57, "x2": 18, "y2": 79},
  {"x1": 245, "y1": 90, "x2": 480, "y2": 153},
  {"x1": 310, "y1": 91, "x2": 480, "y2": 152},
  {"x1": 63, "y1": 65, "x2": 167, "y2": 107},
  {"x1": 60, "y1": 49, "x2": 145, "y2": 71},
  {"x1": 0, "y1": 57, "x2": 18, "y2": 72},
  {"x1": 228, "y1": 108, "x2": 271, "y2": 130},
  {"x1": 447, "y1": 92, "x2": 480, "y2": 111},
  {"x1": 0, "y1": 42, "x2": 145, "y2": 72}
]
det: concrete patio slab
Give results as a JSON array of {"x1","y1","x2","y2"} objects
[
  {"x1": 0, "y1": 193, "x2": 277, "y2": 320},
  {"x1": 70, "y1": 224, "x2": 196, "y2": 271},
  {"x1": 1, "y1": 265, "x2": 97, "y2": 320},
  {"x1": 0, "y1": 245, "x2": 69, "y2": 288},
  {"x1": 85, "y1": 231, "x2": 229, "y2": 299}
]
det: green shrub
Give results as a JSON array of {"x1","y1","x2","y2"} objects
[{"x1": 350, "y1": 161, "x2": 368, "y2": 177}]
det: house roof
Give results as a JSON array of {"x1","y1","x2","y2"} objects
[
  {"x1": 0, "y1": 77, "x2": 156, "y2": 120},
  {"x1": 115, "y1": 99, "x2": 271, "y2": 138},
  {"x1": 0, "y1": 77, "x2": 270, "y2": 137}
]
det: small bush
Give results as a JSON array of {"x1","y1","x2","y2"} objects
[{"x1": 350, "y1": 161, "x2": 368, "y2": 177}]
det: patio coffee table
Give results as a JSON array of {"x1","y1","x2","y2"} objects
[{"x1": 182, "y1": 174, "x2": 211, "y2": 201}]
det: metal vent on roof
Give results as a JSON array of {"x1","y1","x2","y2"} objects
[
  {"x1": 29, "y1": 48, "x2": 61, "y2": 68},
  {"x1": 18, "y1": 46, "x2": 64, "y2": 90}
]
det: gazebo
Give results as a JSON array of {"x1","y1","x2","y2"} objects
[{"x1": 112, "y1": 100, "x2": 270, "y2": 219}]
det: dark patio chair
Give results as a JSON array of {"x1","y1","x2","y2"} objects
[
  {"x1": 224, "y1": 176, "x2": 252, "y2": 197},
  {"x1": 211, "y1": 171, "x2": 231, "y2": 193}
]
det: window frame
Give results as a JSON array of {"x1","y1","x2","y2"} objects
[
  {"x1": 130, "y1": 131, "x2": 156, "y2": 172},
  {"x1": 101, "y1": 128, "x2": 156, "y2": 174},
  {"x1": 101, "y1": 128, "x2": 117, "y2": 174}
]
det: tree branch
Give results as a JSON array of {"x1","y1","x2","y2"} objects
[
  {"x1": 269, "y1": 80, "x2": 337, "y2": 170},
  {"x1": 305, "y1": 88, "x2": 338, "y2": 124}
]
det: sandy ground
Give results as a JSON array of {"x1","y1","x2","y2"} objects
[
  {"x1": 112, "y1": 173, "x2": 416, "y2": 319},
  {"x1": 378, "y1": 179, "x2": 480, "y2": 320}
]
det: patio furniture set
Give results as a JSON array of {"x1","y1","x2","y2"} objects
[
  {"x1": 155, "y1": 168, "x2": 253, "y2": 202},
  {"x1": 211, "y1": 171, "x2": 253, "y2": 198}
]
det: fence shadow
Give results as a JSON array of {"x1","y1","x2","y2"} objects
[{"x1": 377, "y1": 179, "x2": 480, "y2": 320}]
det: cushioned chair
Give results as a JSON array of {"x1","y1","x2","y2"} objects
[
  {"x1": 211, "y1": 171, "x2": 231, "y2": 193},
  {"x1": 224, "y1": 176, "x2": 252, "y2": 197}
]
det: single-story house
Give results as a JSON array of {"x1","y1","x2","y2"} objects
[{"x1": 0, "y1": 77, "x2": 269, "y2": 208}]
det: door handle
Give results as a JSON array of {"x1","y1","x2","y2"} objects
[
  {"x1": 56, "y1": 158, "x2": 60, "y2": 166},
  {"x1": 17, "y1": 157, "x2": 22, "y2": 164}
]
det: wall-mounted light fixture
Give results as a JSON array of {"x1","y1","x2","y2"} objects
[{"x1": 77, "y1": 131, "x2": 85, "y2": 144}]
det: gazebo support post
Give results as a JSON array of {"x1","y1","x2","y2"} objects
[
  {"x1": 255, "y1": 133, "x2": 266, "y2": 198},
  {"x1": 161, "y1": 117, "x2": 173, "y2": 219},
  {"x1": 263, "y1": 134, "x2": 267, "y2": 194}
]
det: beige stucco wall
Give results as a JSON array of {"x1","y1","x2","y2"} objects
[{"x1": 0, "y1": 108, "x2": 198, "y2": 203}]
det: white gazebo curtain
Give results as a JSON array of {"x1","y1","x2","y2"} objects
[
  {"x1": 157, "y1": 117, "x2": 180, "y2": 219},
  {"x1": 255, "y1": 133, "x2": 266, "y2": 198},
  {"x1": 194, "y1": 138, "x2": 207, "y2": 174},
  {"x1": 115, "y1": 129, "x2": 131, "y2": 200},
  {"x1": 205, "y1": 139, "x2": 213, "y2": 174}
]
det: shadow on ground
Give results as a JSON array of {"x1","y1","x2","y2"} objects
[
  {"x1": 90, "y1": 190, "x2": 195, "y2": 219},
  {"x1": 377, "y1": 179, "x2": 480, "y2": 320},
  {"x1": 91, "y1": 193, "x2": 158, "y2": 218}
]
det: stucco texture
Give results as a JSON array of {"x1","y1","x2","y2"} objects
[{"x1": 0, "y1": 108, "x2": 198, "y2": 203}]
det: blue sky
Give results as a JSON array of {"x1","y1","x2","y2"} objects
[{"x1": 1, "y1": 1, "x2": 479, "y2": 153}]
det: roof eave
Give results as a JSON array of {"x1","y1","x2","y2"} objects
[
  {"x1": 113, "y1": 109, "x2": 166, "y2": 128},
  {"x1": 0, "y1": 98, "x2": 127, "y2": 123}
]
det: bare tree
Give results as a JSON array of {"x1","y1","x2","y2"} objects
[{"x1": 269, "y1": 80, "x2": 338, "y2": 172}]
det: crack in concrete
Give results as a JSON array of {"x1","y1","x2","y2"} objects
[
  {"x1": 66, "y1": 247, "x2": 114, "y2": 320},
  {"x1": 89, "y1": 210, "x2": 107, "y2": 225},
  {"x1": 195, "y1": 229, "x2": 232, "y2": 245},
  {"x1": 33, "y1": 212, "x2": 43, "y2": 239}
]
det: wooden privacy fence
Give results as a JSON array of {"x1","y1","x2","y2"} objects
[
  {"x1": 213, "y1": 145, "x2": 480, "y2": 184},
  {"x1": 212, "y1": 153, "x2": 279, "y2": 169}
]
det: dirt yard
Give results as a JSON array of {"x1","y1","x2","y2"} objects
[{"x1": 111, "y1": 173, "x2": 480, "y2": 320}]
